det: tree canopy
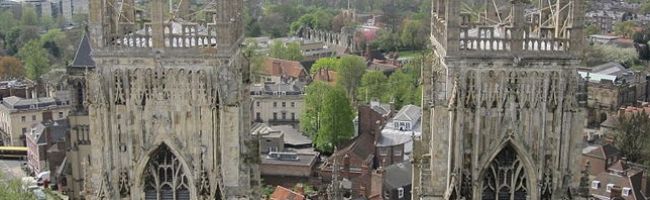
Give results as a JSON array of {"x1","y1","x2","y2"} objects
[
  {"x1": 357, "y1": 70, "x2": 388, "y2": 103},
  {"x1": 309, "y1": 57, "x2": 340, "y2": 75},
  {"x1": 314, "y1": 86, "x2": 354, "y2": 154},
  {"x1": 18, "y1": 40, "x2": 50, "y2": 80},
  {"x1": 300, "y1": 81, "x2": 333, "y2": 138},
  {"x1": 269, "y1": 41, "x2": 304, "y2": 61},
  {"x1": 0, "y1": 56, "x2": 24, "y2": 78},
  {"x1": 336, "y1": 55, "x2": 367, "y2": 99},
  {"x1": 0, "y1": 171, "x2": 36, "y2": 200},
  {"x1": 614, "y1": 112, "x2": 650, "y2": 165}
]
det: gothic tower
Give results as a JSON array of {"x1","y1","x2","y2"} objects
[
  {"x1": 84, "y1": 0, "x2": 259, "y2": 199},
  {"x1": 414, "y1": 0, "x2": 585, "y2": 199}
]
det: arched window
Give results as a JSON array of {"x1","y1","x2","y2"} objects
[
  {"x1": 143, "y1": 144, "x2": 190, "y2": 200},
  {"x1": 481, "y1": 145, "x2": 528, "y2": 200}
]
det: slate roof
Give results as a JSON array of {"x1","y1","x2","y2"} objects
[
  {"x1": 393, "y1": 105, "x2": 421, "y2": 122},
  {"x1": 270, "y1": 186, "x2": 305, "y2": 200},
  {"x1": 270, "y1": 125, "x2": 312, "y2": 147},
  {"x1": 382, "y1": 161, "x2": 412, "y2": 190},
  {"x1": 2, "y1": 96, "x2": 60, "y2": 110},
  {"x1": 583, "y1": 144, "x2": 620, "y2": 160},
  {"x1": 70, "y1": 33, "x2": 95, "y2": 68}
]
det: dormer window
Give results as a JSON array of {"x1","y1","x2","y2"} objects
[
  {"x1": 606, "y1": 183, "x2": 614, "y2": 193},
  {"x1": 623, "y1": 187, "x2": 631, "y2": 196},
  {"x1": 592, "y1": 181, "x2": 600, "y2": 189}
]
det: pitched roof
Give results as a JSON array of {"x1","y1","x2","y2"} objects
[
  {"x1": 70, "y1": 33, "x2": 95, "y2": 68},
  {"x1": 393, "y1": 105, "x2": 421, "y2": 122},
  {"x1": 382, "y1": 161, "x2": 412, "y2": 189},
  {"x1": 270, "y1": 125, "x2": 312, "y2": 147},
  {"x1": 262, "y1": 58, "x2": 306, "y2": 79},
  {"x1": 583, "y1": 144, "x2": 619, "y2": 160},
  {"x1": 270, "y1": 186, "x2": 305, "y2": 200},
  {"x1": 590, "y1": 170, "x2": 645, "y2": 200}
]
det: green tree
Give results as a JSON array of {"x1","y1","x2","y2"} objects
[
  {"x1": 268, "y1": 41, "x2": 303, "y2": 61},
  {"x1": 357, "y1": 70, "x2": 388, "y2": 103},
  {"x1": 613, "y1": 21, "x2": 636, "y2": 38},
  {"x1": 310, "y1": 57, "x2": 340, "y2": 75},
  {"x1": 314, "y1": 86, "x2": 354, "y2": 153},
  {"x1": 300, "y1": 81, "x2": 333, "y2": 138},
  {"x1": 614, "y1": 112, "x2": 650, "y2": 164},
  {"x1": 21, "y1": 5, "x2": 39, "y2": 26},
  {"x1": 289, "y1": 9, "x2": 334, "y2": 33},
  {"x1": 0, "y1": 56, "x2": 24, "y2": 78},
  {"x1": 373, "y1": 30, "x2": 400, "y2": 52},
  {"x1": 243, "y1": 40, "x2": 265, "y2": 82},
  {"x1": 585, "y1": 24, "x2": 602, "y2": 36},
  {"x1": 18, "y1": 40, "x2": 50, "y2": 80},
  {"x1": 400, "y1": 19, "x2": 428, "y2": 50},
  {"x1": 386, "y1": 69, "x2": 415, "y2": 109},
  {"x1": 0, "y1": 171, "x2": 36, "y2": 199},
  {"x1": 0, "y1": 11, "x2": 18, "y2": 36},
  {"x1": 336, "y1": 55, "x2": 366, "y2": 99}
]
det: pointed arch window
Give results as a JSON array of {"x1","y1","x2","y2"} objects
[
  {"x1": 143, "y1": 144, "x2": 191, "y2": 200},
  {"x1": 481, "y1": 145, "x2": 528, "y2": 200}
]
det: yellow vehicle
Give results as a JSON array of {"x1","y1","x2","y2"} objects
[{"x1": 0, "y1": 146, "x2": 27, "y2": 159}]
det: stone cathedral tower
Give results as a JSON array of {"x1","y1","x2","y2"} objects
[
  {"x1": 84, "y1": 0, "x2": 259, "y2": 199},
  {"x1": 414, "y1": 0, "x2": 586, "y2": 199}
]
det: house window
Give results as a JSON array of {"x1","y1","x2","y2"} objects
[
  {"x1": 393, "y1": 122, "x2": 398, "y2": 127},
  {"x1": 379, "y1": 148, "x2": 388, "y2": 156},
  {"x1": 32, "y1": 115, "x2": 36, "y2": 121},
  {"x1": 398, "y1": 187, "x2": 404, "y2": 198},
  {"x1": 623, "y1": 187, "x2": 631, "y2": 196},
  {"x1": 21, "y1": 116, "x2": 25, "y2": 122},
  {"x1": 58, "y1": 112, "x2": 63, "y2": 119},
  {"x1": 291, "y1": 113, "x2": 295, "y2": 120},
  {"x1": 591, "y1": 181, "x2": 600, "y2": 189},
  {"x1": 394, "y1": 149, "x2": 402, "y2": 156},
  {"x1": 273, "y1": 113, "x2": 277, "y2": 120},
  {"x1": 22, "y1": 128, "x2": 27, "y2": 134},
  {"x1": 256, "y1": 113, "x2": 261, "y2": 120},
  {"x1": 282, "y1": 113, "x2": 286, "y2": 120},
  {"x1": 291, "y1": 102, "x2": 295, "y2": 107},
  {"x1": 273, "y1": 102, "x2": 277, "y2": 107},
  {"x1": 606, "y1": 183, "x2": 614, "y2": 193},
  {"x1": 256, "y1": 102, "x2": 260, "y2": 107},
  {"x1": 282, "y1": 102, "x2": 286, "y2": 107}
]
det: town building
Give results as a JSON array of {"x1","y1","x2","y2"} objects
[
  {"x1": 259, "y1": 57, "x2": 310, "y2": 84},
  {"x1": 378, "y1": 104, "x2": 421, "y2": 164},
  {"x1": 270, "y1": 185, "x2": 305, "y2": 200},
  {"x1": 589, "y1": 159, "x2": 649, "y2": 200},
  {"x1": 251, "y1": 81, "x2": 305, "y2": 125},
  {"x1": 381, "y1": 161, "x2": 412, "y2": 200},
  {"x1": 25, "y1": 119, "x2": 68, "y2": 176},
  {"x1": 579, "y1": 62, "x2": 648, "y2": 118},
  {"x1": 0, "y1": 79, "x2": 36, "y2": 100},
  {"x1": 261, "y1": 151, "x2": 319, "y2": 189},
  {"x1": 582, "y1": 144, "x2": 621, "y2": 176},
  {"x1": 0, "y1": 96, "x2": 70, "y2": 146}
]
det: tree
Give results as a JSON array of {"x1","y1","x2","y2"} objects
[
  {"x1": 314, "y1": 86, "x2": 354, "y2": 154},
  {"x1": 336, "y1": 55, "x2": 366, "y2": 99},
  {"x1": 0, "y1": 11, "x2": 18, "y2": 36},
  {"x1": 386, "y1": 69, "x2": 415, "y2": 109},
  {"x1": 289, "y1": 9, "x2": 334, "y2": 33},
  {"x1": 373, "y1": 30, "x2": 400, "y2": 52},
  {"x1": 613, "y1": 21, "x2": 636, "y2": 38},
  {"x1": 0, "y1": 171, "x2": 36, "y2": 199},
  {"x1": 21, "y1": 5, "x2": 39, "y2": 26},
  {"x1": 268, "y1": 41, "x2": 303, "y2": 61},
  {"x1": 585, "y1": 24, "x2": 602, "y2": 36},
  {"x1": 259, "y1": 12, "x2": 290, "y2": 38},
  {"x1": 400, "y1": 18, "x2": 428, "y2": 50},
  {"x1": 300, "y1": 81, "x2": 333, "y2": 138},
  {"x1": 0, "y1": 56, "x2": 24, "y2": 78},
  {"x1": 310, "y1": 57, "x2": 340, "y2": 75},
  {"x1": 614, "y1": 112, "x2": 650, "y2": 164},
  {"x1": 18, "y1": 40, "x2": 50, "y2": 80},
  {"x1": 357, "y1": 70, "x2": 388, "y2": 103},
  {"x1": 243, "y1": 40, "x2": 265, "y2": 82}
]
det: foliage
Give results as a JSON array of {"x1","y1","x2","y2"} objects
[
  {"x1": 309, "y1": 57, "x2": 340, "y2": 75},
  {"x1": 21, "y1": 5, "x2": 39, "y2": 26},
  {"x1": 357, "y1": 70, "x2": 388, "y2": 103},
  {"x1": 314, "y1": 86, "x2": 354, "y2": 154},
  {"x1": 583, "y1": 44, "x2": 639, "y2": 67},
  {"x1": 0, "y1": 56, "x2": 24, "y2": 78},
  {"x1": 261, "y1": 185, "x2": 275, "y2": 198},
  {"x1": 641, "y1": 1, "x2": 650, "y2": 14},
  {"x1": 585, "y1": 24, "x2": 602, "y2": 36},
  {"x1": 259, "y1": 13, "x2": 290, "y2": 38},
  {"x1": 268, "y1": 41, "x2": 303, "y2": 61},
  {"x1": 373, "y1": 30, "x2": 400, "y2": 52},
  {"x1": 0, "y1": 171, "x2": 36, "y2": 200},
  {"x1": 386, "y1": 69, "x2": 416, "y2": 108},
  {"x1": 290, "y1": 9, "x2": 334, "y2": 34},
  {"x1": 18, "y1": 40, "x2": 50, "y2": 80},
  {"x1": 614, "y1": 112, "x2": 650, "y2": 165},
  {"x1": 300, "y1": 81, "x2": 333, "y2": 138},
  {"x1": 613, "y1": 21, "x2": 636, "y2": 39},
  {"x1": 0, "y1": 11, "x2": 18, "y2": 36},
  {"x1": 400, "y1": 18, "x2": 428, "y2": 50},
  {"x1": 336, "y1": 55, "x2": 367, "y2": 99},
  {"x1": 243, "y1": 40, "x2": 265, "y2": 82}
]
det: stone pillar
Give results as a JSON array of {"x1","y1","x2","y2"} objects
[
  {"x1": 571, "y1": 0, "x2": 585, "y2": 53},
  {"x1": 445, "y1": 0, "x2": 460, "y2": 55},
  {"x1": 88, "y1": 0, "x2": 104, "y2": 48},
  {"x1": 511, "y1": 0, "x2": 526, "y2": 52},
  {"x1": 151, "y1": 0, "x2": 165, "y2": 48}
]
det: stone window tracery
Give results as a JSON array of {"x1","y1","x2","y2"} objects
[
  {"x1": 143, "y1": 144, "x2": 190, "y2": 200},
  {"x1": 481, "y1": 145, "x2": 528, "y2": 200}
]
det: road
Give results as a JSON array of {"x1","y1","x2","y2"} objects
[{"x1": 0, "y1": 158, "x2": 26, "y2": 180}]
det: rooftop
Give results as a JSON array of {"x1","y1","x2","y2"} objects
[
  {"x1": 270, "y1": 125, "x2": 311, "y2": 147},
  {"x1": 382, "y1": 161, "x2": 412, "y2": 189},
  {"x1": 70, "y1": 33, "x2": 95, "y2": 68},
  {"x1": 1, "y1": 96, "x2": 65, "y2": 111},
  {"x1": 270, "y1": 186, "x2": 305, "y2": 200},
  {"x1": 261, "y1": 151, "x2": 319, "y2": 167}
]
